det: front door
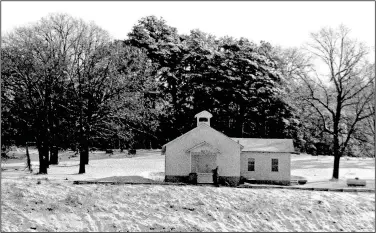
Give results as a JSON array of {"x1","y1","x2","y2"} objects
[{"x1": 191, "y1": 152, "x2": 216, "y2": 183}]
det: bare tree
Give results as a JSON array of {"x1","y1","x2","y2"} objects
[
  {"x1": 2, "y1": 15, "x2": 71, "y2": 173},
  {"x1": 58, "y1": 16, "x2": 112, "y2": 173},
  {"x1": 303, "y1": 25, "x2": 375, "y2": 179},
  {"x1": 61, "y1": 18, "x2": 157, "y2": 173},
  {"x1": 2, "y1": 13, "x2": 112, "y2": 174}
]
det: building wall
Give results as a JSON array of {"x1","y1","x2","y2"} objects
[
  {"x1": 240, "y1": 152, "x2": 291, "y2": 181},
  {"x1": 165, "y1": 125, "x2": 241, "y2": 177}
]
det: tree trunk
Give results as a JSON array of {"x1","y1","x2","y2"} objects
[
  {"x1": 46, "y1": 147, "x2": 50, "y2": 168},
  {"x1": 332, "y1": 132, "x2": 341, "y2": 179},
  {"x1": 79, "y1": 150, "x2": 86, "y2": 174},
  {"x1": 78, "y1": 106, "x2": 86, "y2": 173},
  {"x1": 25, "y1": 142, "x2": 32, "y2": 172},
  {"x1": 83, "y1": 143, "x2": 89, "y2": 165},
  {"x1": 49, "y1": 145, "x2": 59, "y2": 165},
  {"x1": 79, "y1": 132, "x2": 88, "y2": 173},
  {"x1": 78, "y1": 71, "x2": 86, "y2": 173},
  {"x1": 332, "y1": 131, "x2": 341, "y2": 179},
  {"x1": 120, "y1": 141, "x2": 124, "y2": 153},
  {"x1": 82, "y1": 128, "x2": 89, "y2": 165},
  {"x1": 36, "y1": 125, "x2": 49, "y2": 174},
  {"x1": 78, "y1": 135, "x2": 87, "y2": 174},
  {"x1": 332, "y1": 152, "x2": 340, "y2": 179},
  {"x1": 332, "y1": 107, "x2": 341, "y2": 179},
  {"x1": 37, "y1": 142, "x2": 48, "y2": 174},
  {"x1": 331, "y1": 92, "x2": 343, "y2": 180},
  {"x1": 49, "y1": 106, "x2": 59, "y2": 165}
]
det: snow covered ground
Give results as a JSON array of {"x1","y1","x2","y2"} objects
[
  {"x1": 1, "y1": 150, "x2": 375, "y2": 231},
  {"x1": 2, "y1": 151, "x2": 374, "y2": 188},
  {"x1": 291, "y1": 154, "x2": 375, "y2": 189},
  {"x1": 1, "y1": 150, "x2": 164, "y2": 181},
  {"x1": 2, "y1": 178, "x2": 375, "y2": 232}
]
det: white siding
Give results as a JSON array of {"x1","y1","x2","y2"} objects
[{"x1": 240, "y1": 152, "x2": 291, "y2": 181}]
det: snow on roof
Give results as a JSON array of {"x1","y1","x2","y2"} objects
[
  {"x1": 231, "y1": 138, "x2": 295, "y2": 153},
  {"x1": 194, "y1": 110, "x2": 213, "y2": 119},
  {"x1": 161, "y1": 123, "x2": 243, "y2": 155}
]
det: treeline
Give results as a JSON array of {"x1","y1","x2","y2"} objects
[{"x1": 1, "y1": 14, "x2": 374, "y2": 177}]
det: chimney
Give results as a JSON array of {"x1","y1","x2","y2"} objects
[{"x1": 194, "y1": 110, "x2": 213, "y2": 127}]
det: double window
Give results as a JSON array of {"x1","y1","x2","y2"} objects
[
  {"x1": 247, "y1": 158, "x2": 279, "y2": 172},
  {"x1": 248, "y1": 158, "x2": 255, "y2": 171},
  {"x1": 271, "y1": 159, "x2": 279, "y2": 172}
]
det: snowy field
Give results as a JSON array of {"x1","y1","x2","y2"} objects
[
  {"x1": 1, "y1": 149, "x2": 165, "y2": 182},
  {"x1": 2, "y1": 150, "x2": 374, "y2": 188},
  {"x1": 290, "y1": 154, "x2": 375, "y2": 189},
  {"x1": 1, "y1": 150, "x2": 375, "y2": 232}
]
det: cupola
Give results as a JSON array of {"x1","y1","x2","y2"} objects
[{"x1": 194, "y1": 110, "x2": 213, "y2": 127}]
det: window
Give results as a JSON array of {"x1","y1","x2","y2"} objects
[
  {"x1": 198, "y1": 117, "x2": 208, "y2": 122},
  {"x1": 272, "y1": 159, "x2": 278, "y2": 172},
  {"x1": 248, "y1": 158, "x2": 255, "y2": 171}
]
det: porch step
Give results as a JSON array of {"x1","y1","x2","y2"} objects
[{"x1": 197, "y1": 173, "x2": 213, "y2": 184}]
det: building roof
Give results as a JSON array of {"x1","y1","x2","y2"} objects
[
  {"x1": 194, "y1": 110, "x2": 213, "y2": 119},
  {"x1": 161, "y1": 123, "x2": 243, "y2": 155},
  {"x1": 231, "y1": 138, "x2": 295, "y2": 153}
]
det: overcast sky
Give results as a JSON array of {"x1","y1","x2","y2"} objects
[{"x1": 2, "y1": 1, "x2": 375, "y2": 61}]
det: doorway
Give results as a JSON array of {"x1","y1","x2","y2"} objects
[{"x1": 191, "y1": 151, "x2": 216, "y2": 183}]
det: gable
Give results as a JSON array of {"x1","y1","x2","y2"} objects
[
  {"x1": 163, "y1": 123, "x2": 243, "y2": 149},
  {"x1": 231, "y1": 138, "x2": 295, "y2": 153},
  {"x1": 186, "y1": 141, "x2": 221, "y2": 154}
]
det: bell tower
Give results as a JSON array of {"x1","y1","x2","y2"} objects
[{"x1": 194, "y1": 110, "x2": 213, "y2": 127}]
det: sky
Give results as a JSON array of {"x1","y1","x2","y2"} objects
[{"x1": 1, "y1": 1, "x2": 375, "y2": 61}]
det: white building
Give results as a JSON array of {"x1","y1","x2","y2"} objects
[{"x1": 162, "y1": 111, "x2": 294, "y2": 186}]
